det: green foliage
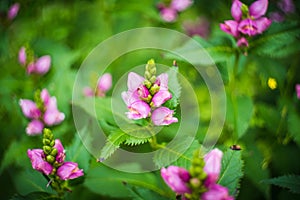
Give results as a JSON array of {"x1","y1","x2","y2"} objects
[
  {"x1": 226, "y1": 95, "x2": 254, "y2": 139},
  {"x1": 288, "y1": 110, "x2": 300, "y2": 147},
  {"x1": 218, "y1": 150, "x2": 244, "y2": 196},
  {"x1": 262, "y1": 175, "x2": 300, "y2": 194},
  {"x1": 124, "y1": 183, "x2": 170, "y2": 200},
  {"x1": 84, "y1": 162, "x2": 173, "y2": 198},
  {"x1": 250, "y1": 22, "x2": 300, "y2": 58},
  {"x1": 11, "y1": 192, "x2": 60, "y2": 200}
]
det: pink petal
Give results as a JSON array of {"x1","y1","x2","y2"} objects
[
  {"x1": 278, "y1": 0, "x2": 295, "y2": 14},
  {"x1": 296, "y1": 84, "x2": 300, "y2": 99},
  {"x1": 27, "y1": 149, "x2": 53, "y2": 175},
  {"x1": 83, "y1": 87, "x2": 94, "y2": 97},
  {"x1": 151, "y1": 107, "x2": 178, "y2": 126},
  {"x1": 255, "y1": 17, "x2": 272, "y2": 34},
  {"x1": 202, "y1": 184, "x2": 234, "y2": 200},
  {"x1": 152, "y1": 90, "x2": 172, "y2": 107},
  {"x1": 54, "y1": 139, "x2": 65, "y2": 163},
  {"x1": 57, "y1": 162, "x2": 84, "y2": 180},
  {"x1": 18, "y1": 47, "x2": 26, "y2": 66},
  {"x1": 127, "y1": 72, "x2": 145, "y2": 92},
  {"x1": 34, "y1": 55, "x2": 51, "y2": 75},
  {"x1": 204, "y1": 148, "x2": 223, "y2": 185},
  {"x1": 97, "y1": 73, "x2": 112, "y2": 92},
  {"x1": 7, "y1": 3, "x2": 20, "y2": 20},
  {"x1": 249, "y1": 0, "x2": 269, "y2": 19},
  {"x1": 26, "y1": 120, "x2": 44, "y2": 135},
  {"x1": 126, "y1": 101, "x2": 151, "y2": 119},
  {"x1": 41, "y1": 88, "x2": 51, "y2": 106},
  {"x1": 43, "y1": 97, "x2": 65, "y2": 126},
  {"x1": 170, "y1": 0, "x2": 193, "y2": 12},
  {"x1": 231, "y1": 0, "x2": 243, "y2": 21},
  {"x1": 160, "y1": 7, "x2": 178, "y2": 22},
  {"x1": 19, "y1": 99, "x2": 41, "y2": 119},
  {"x1": 238, "y1": 19, "x2": 258, "y2": 36},
  {"x1": 26, "y1": 62, "x2": 36, "y2": 74},
  {"x1": 220, "y1": 20, "x2": 239, "y2": 38},
  {"x1": 237, "y1": 37, "x2": 249, "y2": 47},
  {"x1": 155, "y1": 73, "x2": 169, "y2": 90},
  {"x1": 161, "y1": 166, "x2": 191, "y2": 194}
]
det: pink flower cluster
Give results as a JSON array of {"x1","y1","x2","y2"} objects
[
  {"x1": 18, "y1": 46, "x2": 51, "y2": 75},
  {"x1": 122, "y1": 72, "x2": 178, "y2": 126},
  {"x1": 220, "y1": 0, "x2": 272, "y2": 47},
  {"x1": 161, "y1": 149, "x2": 234, "y2": 200},
  {"x1": 269, "y1": 0, "x2": 295, "y2": 22},
  {"x1": 27, "y1": 139, "x2": 84, "y2": 180},
  {"x1": 83, "y1": 73, "x2": 112, "y2": 97},
  {"x1": 19, "y1": 89, "x2": 65, "y2": 135},
  {"x1": 157, "y1": 0, "x2": 193, "y2": 22}
]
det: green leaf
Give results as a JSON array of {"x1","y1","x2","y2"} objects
[
  {"x1": 13, "y1": 169, "x2": 55, "y2": 195},
  {"x1": 124, "y1": 183, "x2": 170, "y2": 200},
  {"x1": 226, "y1": 95, "x2": 253, "y2": 138},
  {"x1": 84, "y1": 162, "x2": 173, "y2": 198},
  {"x1": 166, "y1": 65, "x2": 181, "y2": 99},
  {"x1": 250, "y1": 22, "x2": 300, "y2": 58},
  {"x1": 99, "y1": 130, "x2": 130, "y2": 160},
  {"x1": 287, "y1": 110, "x2": 300, "y2": 147},
  {"x1": 124, "y1": 136, "x2": 150, "y2": 146},
  {"x1": 10, "y1": 192, "x2": 60, "y2": 200},
  {"x1": 218, "y1": 150, "x2": 244, "y2": 196},
  {"x1": 153, "y1": 137, "x2": 197, "y2": 168},
  {"x1": 166, "y1": 36, "x2": 235, "y2": 65},
  {"x1": 262, "y1": 175, "x2": 300, "y2": 194},
  {"x1": 65, "y1": 129, "x2": 91, "y2": 172}
]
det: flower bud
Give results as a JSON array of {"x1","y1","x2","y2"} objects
[
  {"x1": 43, "y1": 139, "x2": 51, "y2": 145},
  {"x1": 43, "y1": 146, "x2": 52, "y2": 154},
  {"x1": 46, "y1": 155, "x2": 55, "y2": 163},
  {"x1": 50, "y1": 140, "x2": 55, "y2": 147},
  {"x1": 50, "y1": 148, "x2": 58, "y2": 157}
]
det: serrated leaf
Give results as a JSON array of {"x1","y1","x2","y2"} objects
[
  {"x1": 250, "y1": 23, "x2": 300, "y2": 58},
  {"x1": 226, "y1": 95, "x2": 253, "y2": 138},
  {"x1": 124, "y1": 183, "x2": 170, "y2": 200},
  {"x1": 124, "y1": 136, "x2": 150, "y2": 146},
  {"x1": 218, "y1": 150, "x2": 244, "y2": 196},
  {"x1": 261, "y1": 175, "x2": 300, "y2": 194},
  {"x1": 65, "y1": 129, "x2": 91, "y2": 172},
  {"x1": 100, "y1": 130, "x2": 130, "y2": 160},
  {"x1": 10, "y1": 192, "x2": 60, "y2": 200},
  {"x1": 153, "y1": 137, "x2": 197, "y2": 168},
  {"x1": 84, "y1": 162, "x2": 173, "y2": 198},
  {"x1": 166, "y1": 65, "x2": 181, "y2": 99}
]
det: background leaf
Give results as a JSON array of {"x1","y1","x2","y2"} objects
[
  {"x1": 262, "y1": 175, "x2": 300, "y2": 194},
  {"x1": 124, "y1": 183, "x2": 170, "y2": 200},
  {"x1": 10, "y1": 192, "x2": 60, "y2": 200}
]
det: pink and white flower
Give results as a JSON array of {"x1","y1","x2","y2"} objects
[
  {"x1": 27, "y1": 149, "x2": 53, "y2": 175},
  {"x1": 57, "y1": 162, "x2": 84, "y2": 180},
  {"x1": 151, "y1": 107, "x2": 178, "y2": 126}
]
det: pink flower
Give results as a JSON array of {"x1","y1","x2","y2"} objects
[
  {"x1": 97, "y1": 73, "x2": 112, "y2": 96},
  {"x1": 231, "y1": 0, "x2": 242, "y2": 21},
  {"x1": 7, "y1": 3, "x2": 20, "y2": 20},
  {"x1": 18, "y1": 47, "x2": 26, "y2": 66},
  {"x1": 137, "y1": 85, "x2": 150, "y2": 99},
  {"x1": 249, "y1": 0, "x2": 269, "y2": 19},
  {"x1": 269, "y1": 12, "x2": 285, "y2": 22},
  {"x1": 183, "y1": 17, "x2": 211, "y2": 38},
  {"x1": 171, "y1": 0, "x2": 193, "y2": 12},
  {"x1": 278, "y1": 0, "x2": 295, "y2": 14},
  {"x1": 19, "y1": 99, "x2": 41, "y2": 119},
  {"x1": 237, "y1": 37, "x2": 249, "y2": 47},
  {"x1": 296, "y1": 84, "x2": 300, "y2": 99},
  {"x1": 57, "y1": 162, "x2": 84, "y2": 180},
  {"x1": 152, "y1": 90, "x2": 172, "y2": 107},
  {"x1": 202, "y1": 184, "x2": 234, "y2": 200},
  {"x1": 151, "y1": 107, "x2": 178, "y2": 126},
  {"x1": 238, "y1": 19, "x2": 258, "y2": 36},
  {"x1": 155, "y1": 73, "x2": 169, "y2": 90},
  {"x1": 161, "y1": 166, "x2": 191, "y2": 194},
  {"x1": 220, "y1": 20, "x2": 239, "y2": 38},
  {"x1": 126, "y1": 100, "x2": 151, "y2": 119},
  {"x1": 203, "y1": 148, "x2": 223, "y2": 186},
  {"x1": 54, "y1": 139, "x2": 65, "y2": 163},
  {"x1": 160, "y1": 7, "x2": 178, "y2": 22},
  {"x1": 26, "y1": 62, "x2": 36, "y2": 74},
  {"x1": 43, "y1": 97, "x2": 65, "y2": 126},
  {"x1": 34, "y1": 55, "x2": 51, "y2": 75},
  {"x1": 27, "y1": 149, "x2": 53, "y2": 175},
  {"x1": 26, "y1": 120, "x2": 44, "y2": 135},
  {"x1": 83, "y1": 87, "x2": 94, "y2": 97}
]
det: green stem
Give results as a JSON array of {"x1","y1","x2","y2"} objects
[{"x1": 229, "y1": 52, "x2": 240, "y2": 143}]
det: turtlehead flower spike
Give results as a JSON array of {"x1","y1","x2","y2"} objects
[
  {"x1": 57, "y1": 162, "x2": 84, "y2": 180},
  {"x1": 122, "y1": 60, "x2": 178, "y2": 126},
  {"x1": 161, "y1": 166, "x2": 191, "y2": 194}
]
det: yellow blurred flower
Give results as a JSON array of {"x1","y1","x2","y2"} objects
[{"x1": 268, "y1": 78, "x2": 277, "y2": 90}]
